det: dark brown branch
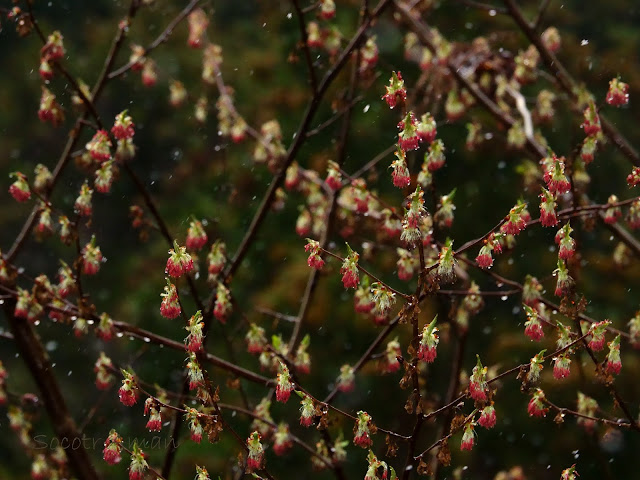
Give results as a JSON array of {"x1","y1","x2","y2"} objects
[{"x1": 2, "y1": 300, "x2": 101, "y2": 479}]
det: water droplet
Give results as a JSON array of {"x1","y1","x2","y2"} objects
[
  {"x1": 116, "y1": 332, "x2": 124, "y2": 338},
  {"x1": 144, "y1": 337, "x2": 151, "y2": 343},
  {"x1": 287, "y1": 12, "x2": 292, "y2": 19},
  {"x1": 363, "y1": 104, "x2": 370, "y2": 113},
  {"x1": 501, "y1": 295, "x2": 508, "y2": 301},
  {"x1": 489, "y1": 9, "x2": 497, "y2": 16},
  {"x1": 580, "y1": 39, "x2": 589, "y2": 46}
]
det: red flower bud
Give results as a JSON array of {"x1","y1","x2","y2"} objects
[
  {"x1": 166, "y1": 241, "x2": 194, "y2": 277},
  {"x1": 9, "y1": 172, "x2": 31, "y2": 202},
  {"x1": 606, "y1": 78, "x2": 629, "y2": 107}
]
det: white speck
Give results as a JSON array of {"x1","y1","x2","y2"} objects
[
  {"x1": 501, "y1": 295, "x2": 508, "y2": 301},
  {"x1": 580, "y1": 39, "x2": 589, "y2": 46},
  {"x1": 363, "y1": 104, "x2": 370, "y2": 113},
  {"x1": 489, "y1": 9, "x2": 497, "y2": 16},
  {"x1": 262, "y1": 23, "x2": 267, "y2": 28},
  {"x1": 116, "y1": 332, "x2": 124, "y2": 338},
  {"x1": 143, "y1": 337, "x2": 151, "y2": 343},
  {"x1": 287, "y1": 13, "x2": 292, "y2": 19},
  {"x1": 67, "y1": 370, "x2": 72, "y2": 376}
]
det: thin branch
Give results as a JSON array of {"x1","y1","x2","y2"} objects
[
  {"x1": 108, "y1": 0, "x2": 202, "y2": 80},
  {"x1": 291, "y1": 0, "x2": 319, "y2": 93},
  {"x1": 222, "y1": 0, "x2": 392, "y2": 282}
]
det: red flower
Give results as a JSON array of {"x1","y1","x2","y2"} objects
[
  {"x1": 543, "y1": 155, "x2": 571, "y2": 195},
  {"x1": 354, "y1": 431, "x2": 372, "y2": 448},
  {"x1": 166, "y1": 241, "x2": 194, "y2": 277},
  {"x1": 103, "y1": 445, "x2": 121, "y2": 465},
  {"x1": 146, "y1": 415, "x2": 162, "y2": 432},
  {"x1": 111, "y1": 111, "x2": 135, "y2": 140},
  {"x1": 325, "y1": 160, "x2": 343, "y2": 191},
  {"x1": 246, "y1": 432, "x2": 264, "y2": 472},
  {"x1": 501, "y1": 203, "x2": 528, "y2": 235},
  {"x1": 296, "y1": 209, "x2": 312, "y2": 237},
  {"x1": 460, "y1": 423, "x2": 475, "y2": 451},
  {"x1": 38, "y1": 87, "x2": 65, "y2": 126},
  {"x1": 86, "y1": 130, "x2": 112, "y2": 162},
  {"x1": 39, "y1": 59, "x2": 53, "y2": 81},
  {"x1": 527, "y1": 390, "x2": 548, "y2": 417},
  {"x1": 41, "y1": 31, "x2": 65, "y2": 61},
  {"x1": 417, "y1": 113, "x2": 437, "y2": 144},
  {"x1": 82, "y1": 236, "x2": 103, "y2": 275},
  {"x1": 141, "y1": 59, "x2": 157, "y2": 87},
  {"x1": 319, "y1": 0, "x2": 336, "y2": 20},
  {"x1": 9, "y1": 172, "x2": 31, "y2": 202},
  {"x1": 118, "y1": 387, "x2": 138, "y2": 407},
  {"x1": 273, "y1": 424, "x2": 293, "y2": 456},
  {"x1": 581, "y1": 101, "x2": 601, "y2": 136},
  {"x1": 605, "y1": 335, "x2": 622, "y2": 375},
  {"x1": 275, "y1": 363, "x2": 293, "y2": 403},
  {"x1": 398, "y1": 112, "x2": 420, "y2": 152},
  {"x1": 340, "y1": 245, "x2": 360, "y2": 289},
  {"x1": 627, "y1": 167, "x2": 640, "y2": 187},
  {"x1": 391, "y1": 154, "x2": 411, "y2": 188},
  {"x1": 418, "y1": 317, "x2": 439, "y2": 363},
  {"x1": 469, "y1": 356, "x2": 488, "y2": 402},
  {"x1": 213, "y1": 284, "x2": 232, "y2": 323},
  {"x1": 160, "y1": 281, "x2": 181, "y2": 319},
  {"x1": 353, "y1": 411, "x2": 375, "y2": 448},
  {"x1": 475, "y1": 243, "x2": 493, "y2": 269},
  {"x1": 553, "y1": 354, "x2": 571, "y2": 380},
  {"x1": 382, "y1": 71, "x2": 406, "y2": 109},
  {"x1": 305, "y1": 239, "x2": 325, "y2": 270},
  {"x1": 187, "y1": 9, "x2": 209, "y2": 48},
  {"x1": 186, "y1": 219, "x2": 208, "y2": 251},
  {"x1": 606, "y1": 78, "x2": 629, "y2": 106},
  {"x1": 478, "y1": 405, "x2": 496, "y2": 429},
  {"x1": 524, "y1": 305, "x2": 544, "y2": 341},
  {"x1": 246, "y1": 456, "x2": 263, "y2": 472}
]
